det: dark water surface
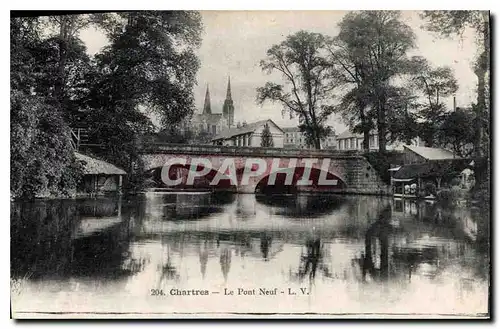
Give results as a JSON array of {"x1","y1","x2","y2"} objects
[{"x1": 11, "y1": 193, "x2": 490, "y2": 317}]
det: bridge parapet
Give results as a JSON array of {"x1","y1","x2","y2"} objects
[{"x1": 138, "y1": 143, "x2": 364, "y2": 159}]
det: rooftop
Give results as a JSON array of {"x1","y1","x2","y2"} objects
[
  {"x1": 212, "y1": 119, "x2": 283, "y2": 140},
  {"x1": 393, "y1": 159, "x2": 470, "y2": 180},
  {"x1": 337, "y1": 129, "x2": 377, "y2": 139},
  {"x1": 75, "y1": 152, "x2": 127, "y2": 175},
  {"x1": 282, "y1": 127, "x2": 301, "y2": 133},
  {"x1": 404, "y1": 145, "x2": 461, "y2": 161}
]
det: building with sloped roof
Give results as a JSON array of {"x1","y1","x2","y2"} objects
[
  {"x1": 75, "y1": 152, "x2": 126, "y2": 196},
  {"x1": 389, "y1": 145, "x2": 472, "y2": 198},
  {"x1": 212, "y1": 119, "x2": 284, "y2": 147},
  {"x1": 402, "y1": 145, "x2": 461, "y2": 163}
]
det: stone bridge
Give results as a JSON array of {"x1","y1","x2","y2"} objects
[{"x1": 138, "y1": 143, "x2": 391, "y2": 195}]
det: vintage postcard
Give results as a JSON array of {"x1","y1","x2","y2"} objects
[{"x1": 10, "y1": 10, "x2": 490, "y2": 319}]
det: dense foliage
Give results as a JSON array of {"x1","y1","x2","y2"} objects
[
  {"x1": 10, "y1": 12, "x2": 202, "y2": 198},
  {"x1": 11, "y1": 17, "x2": 83, "y2": 199}
]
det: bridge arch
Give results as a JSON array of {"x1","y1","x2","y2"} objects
[{"x1": 139, "y1": 145, "x2": 391, "y2": 195}]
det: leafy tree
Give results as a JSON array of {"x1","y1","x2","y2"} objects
[
  {"x1": 10, "y1": 17, "x2": 82, "y2": 199},
  {"x1": 257, "y1": 31, "x2": 334, "y2": 149},
  {"x1": 385, "y1": 86, "x2": 420, "y2": 145},
  {"x1": 46, "y1": 14, "x2": 117, "y2": 103},
  {"x1": 332, "y1": 88, "x2": 374, "y2": 151},
  {"x1": 436, "y1": 108, "x2": 475, "y2": 158},
  {"x1": 10, "y1": 11, "x2": 203, "y2": 197},
  {"x1": 157, "y1": 126, "x2": 194, "y2": 144},
  {"x1": 420, "y1": 10, "x2": 490, "y2": 186},
  {"x1": 10, "y1": 90, "x2": 82, "y2": 199},
  {"x1": 330, "y1": 11, "x2": 417, "y2": 153},
  {"x1": 409, "y1": 58, "x2": 459, "y2": 146},
  {"x1": 86, "y1": 11, "x2": 202, "y2": 173},
  {"x1": 260, "y1": 123, "x2": 274, "y2": 147},
  {"x1": 326, "y1": 20, "x2": 376, "y2": 151}
]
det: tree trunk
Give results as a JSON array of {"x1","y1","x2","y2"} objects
[
  {"x1": 473, "y1": 12, "x2": 490, "y2": 189},
  {"x1": 55, "y1": 17, "x2": 71, "y2": 103},
  {"x1": 377, "y1": 102, "x2": 387, "y2": 153},
  {"x1": 359, "y1": 106, "x2": 370, "y2": 151},
  {"x1": 313, "y1": 124, "x2": 321, "y2": 150}
]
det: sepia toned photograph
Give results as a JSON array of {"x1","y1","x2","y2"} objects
[{"x1": 10, "y1": 10, "x2": 490, "y2": 319}]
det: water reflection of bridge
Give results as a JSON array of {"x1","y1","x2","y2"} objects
[{"x1": 10, "y1": 193, "x2": 489, "y2": 299}]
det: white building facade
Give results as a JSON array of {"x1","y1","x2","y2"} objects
[
  {"x1": 212, "y1": 119, "x2": 284, "y2": 148},
  {"x1": 283, "y1": 127, "x2": 336, "y2": 149},
  {"x1": 337, "y1": 129, "x2": 422, "y2": 151}
]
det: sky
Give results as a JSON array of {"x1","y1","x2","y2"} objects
[{"x1": 79, "y1": 10, "x2": 479, "y2": 134}]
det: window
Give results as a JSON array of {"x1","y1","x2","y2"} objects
[
  {"x1": 212, "y1": 125, "x2": 217, "y2": 135},
  {"x1": 369, "y1": 135, "x2": 374, "y2": 148}
]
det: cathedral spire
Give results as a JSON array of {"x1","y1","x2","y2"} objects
[
  {"x1": 203, "y1": 84, "x2": 211, "y2": 114},
  {"x1": 226, "y1": 76, "x2": 232, "y2": 100},
  {"x1": 222, "y1": 77, "x2": 235, "y2": 128}
]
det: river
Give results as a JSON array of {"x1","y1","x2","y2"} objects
[{"x1": 10, "y1": 192, "x2": 490, "y2": 318}]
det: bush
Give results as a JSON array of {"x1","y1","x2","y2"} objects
[
  {"x1": 363, "y1": 152, "x2": 391, "y2": 184},
  {"x1": 424, "y1": 183, "x2": 437, "y2": 196},
  {"x1": 437, "y1": 188, "x2": 454, "y2": 205},
  {"x1": 437, "y1": 186, "x2": 465, "y2": 206},
  {"x1": 470, "y1": 180, "x2": 490, "y2": 207},
  {"x1": 11, "y1": 91, "x2": 82, "y2": 199},
  {"x1": 450, "y1": 177, "x2": 461, "y2": 187}
]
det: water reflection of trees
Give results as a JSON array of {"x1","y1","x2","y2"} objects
[
  {"x1": 350, "y1": 202, "x2": 490, "y2": 284},
  {"x1": 76, "y1": 197, "x2": 122, "y2": 217},
  {"x1": 360, "y1": 207, "x2": 393, "y2": 282},
  {"x1": 158, "y1": 246, "x2": 180, "y2": 284},
  {"x1": 296, "y1": 238, "x2": 322, "y2": 282},
  {"x1": 11, "y1": 198, "x2": 144, "y2": 281}
]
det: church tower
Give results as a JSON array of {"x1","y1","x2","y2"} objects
[
  {"x1": 203, "y1": 85, "x2": 211, "y2": 114},
  {"x1": 222, "y1": 76, "x2": 235, "y2": 127}
]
